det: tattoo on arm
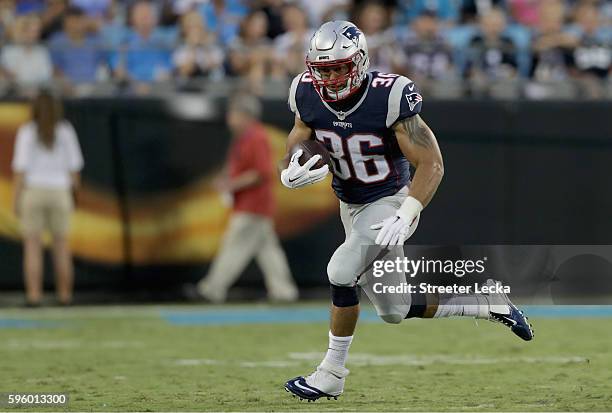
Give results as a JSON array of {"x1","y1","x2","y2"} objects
[{"x1": 397, "y1": 115, "x2": 433, "y2": 149}]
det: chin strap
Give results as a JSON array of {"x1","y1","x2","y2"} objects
[{"x1": 326, "y1": 84, "x2": 351, "y2": 100}]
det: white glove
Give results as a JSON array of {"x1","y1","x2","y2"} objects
[
  {"x1": 370, "y1": 196, "x2": 422, "y2": 247},
  {"x1": 281, "y1": 149, "x2": 329, "y2": 189}
]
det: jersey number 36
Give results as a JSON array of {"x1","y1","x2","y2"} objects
[{"x1": 314, "y1": 130, "x2": 390, "y2": 183}]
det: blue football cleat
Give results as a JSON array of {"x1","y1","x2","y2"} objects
[
  {"x1": 484, "y1": 279, "x2": 534, "y2": 341},
  {"x1": 284, "y1": 361, "x2": 347, "y2": 402}
]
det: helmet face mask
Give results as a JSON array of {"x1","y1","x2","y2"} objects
[
  {"x1": 307, "y1": 53, "x2": 363, "y2": 102},
  {"x1": 305, "y1": 21, "x2": 370, "y2": 103}
]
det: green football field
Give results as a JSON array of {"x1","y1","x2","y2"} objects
[{"x1": 1, "y1": 303, "x2": 611, "y2": 412}]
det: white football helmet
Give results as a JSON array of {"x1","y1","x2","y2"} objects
[{"x1": 306, "y1": 21, "x2": 370, "y2": 102}]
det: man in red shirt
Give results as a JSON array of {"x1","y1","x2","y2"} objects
[{"x1": 197, "y1": 93, "x2": 298, "y2": 303}]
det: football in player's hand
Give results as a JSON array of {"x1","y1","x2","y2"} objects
[{"x1": 291, "y1": 140, "x2": 333, "y2": 170}]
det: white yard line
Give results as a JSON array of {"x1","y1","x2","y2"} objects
[
  {"x1": 171, "y1": 353, "x2": 588, "y2": 369},
  {"x1": 239, "y1": 361, "x2": 299, "y2": 368},
  {"x1": 1, "y1": 339, "x2": 144, "y2": 350},
  {"x1": 174, "y1": 359, "x2": 224, "y2": 366},
  {"x1": 288, "y1": 352, "x2": 589, "y2": 366}
]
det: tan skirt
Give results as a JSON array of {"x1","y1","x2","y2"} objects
[{"x1": 20, "y1": 187, "x2": 73, "y2": 236}]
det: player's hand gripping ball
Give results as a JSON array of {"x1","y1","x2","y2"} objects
[
  {"x1": 281, "y1": 141, "x2": 331, "y2": 189},
  {"x1": 291, "y1": 140, "x2": 333, "y2": 169}
]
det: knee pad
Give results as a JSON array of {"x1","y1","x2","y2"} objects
[
  {"x1": 380, "y1": 314, "x2": 403, "y2": 324},
  {"x1": 405, "y1": 292, "x2": 428, "y2": 319},
  {"x1": 327, "y1": 261, "x2": 356, "y2": 287},
  {"x1": 330, "y1": 285, "x2": 359, "y2": 307}
]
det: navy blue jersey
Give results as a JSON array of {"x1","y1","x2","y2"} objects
[{"x1": 288, "y1": 71, "x2": 423, "y2": 204}]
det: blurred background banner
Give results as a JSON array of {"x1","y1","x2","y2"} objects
[
  {"x1": 0, "y1": 97, "x2": 341, "y2": 292},
  {"x1": 1, "y1": 97, "x2": 611, "y2": 291}
]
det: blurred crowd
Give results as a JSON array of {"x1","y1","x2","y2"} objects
[{"x1": 0, "y1": 0, "x2": 610, "y2": 98}]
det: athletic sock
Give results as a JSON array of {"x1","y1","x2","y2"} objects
[
  {"x1": 434, "y1": 294, "x2": 490, "y2": 318},
  {"x1": 322, "y1": 331, "x2": 353, "y2": 368}
]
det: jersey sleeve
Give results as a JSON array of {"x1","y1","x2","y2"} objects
[
  {"x1": 385, "y1": 76, "x2": 423, "y2": 128},
  {"x1": 287, "y1": 72, "x2": 303, "y2": 119}
]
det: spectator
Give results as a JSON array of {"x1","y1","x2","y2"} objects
[
  {"x1": 49, "y1": 6, "x2": 107, "y2": 89},
  {"x1": 196, "y1": 93, "x2": 298, "y2": 304},
  {"x1": 461, "y1": 0, "x2": 506, "y2": 23},
  {"x1": 567, "y1": 3, "x2": 611, "y2": 80},
  {"x1": 158, "y1": 0, "x2": 181, "y2": 27},
  {"x1": 40, "y1": 0, "x2": 69, "y2": 40},
  {"x1": 15, "y1": 0, "x2": 45, "y2": 15},
  {"x1": 508, "y1": 0, "x2": 540, "y2": 28},
  {"x1": 172, "y1": 10, "x2": 224, "y2": 80},
  {"x1": 0, "y1": 0, "x2": 16, "y2": 44},
  {"x1": 1, "y1": 14, "x2": 53, "y2": 90},
  {"x1": 530, "y1": 0, "x2": 576, "y2": 82},
  {"x1": 198, "y1": 0, "x2": 247, "y2": 47},
  {"x1": 394, "y1": 11, "x2": 455, "y2": 82},
  {"x1": 295, "y1": 0, "x2": 349, "y2": 27},
  {"x1": 97, "y1": 0, "x2": 129, "y2": 47},
  {"x1": 70, "y1": 0, "x2": 112, "y2": 19},
  {"x1": 601, "y1": 1, "x2": 612, "y2": 27},
  {"x1": 111, "y1": 0, "x2": 174, "y2": 93},
  {"x1": 226, "y1": 10, "x2": 273, "y2": 93},
  {"x1": 354, "y1": 1, "x2": 395, "y2": 73},
  {"x1": 69, "y1": 0, "x2": 115, "y2": 33},
  {"x1": 253, "y1": 0, "x2": 286, "y2": 39},
  {"x1": 396, "y1": 0, "x2": 459, "y2": 25},
  {"x1": 271, "y1": 4, "x2": 313, "y2": 79},
  {"x1": 12, "y1": 91, "x2": 84, "y2": 306},
  {"x1": 465, "y1": 8, "x2": 518, "y2": 80}
]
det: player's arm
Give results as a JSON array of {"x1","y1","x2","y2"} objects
[
  {"x1": 370, "y1": 114, "x2": 444, "y2": 247},
  {"x1": 278, "y1": 115, "x2": 329, "y2": 189},
  {"x1": 393, "y1": 114, "x2": 444, "y2": 207}
]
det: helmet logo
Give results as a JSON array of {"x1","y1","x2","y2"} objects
[
  {"x1": 341, "y1": 26, "x2": 362, "y2": 47},
  {"x1": 405, "y1": 92, "x2": 423, "y2": 111}
]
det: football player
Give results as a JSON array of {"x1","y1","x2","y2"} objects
[{"x1": 279, "y1": 21, "x2": 534, "y2": 402}]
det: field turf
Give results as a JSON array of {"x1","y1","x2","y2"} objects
[{"x1": 1, "y1": 303, "x2": 611, "y2": 411}]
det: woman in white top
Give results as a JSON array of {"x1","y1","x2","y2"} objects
[{"x1": 12, "y1": 91, "x2": 83, "y2": 306}]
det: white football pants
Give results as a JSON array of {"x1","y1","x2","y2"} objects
[{"x1": 327, "y1": 186, "x2": 419, "y2": 323}]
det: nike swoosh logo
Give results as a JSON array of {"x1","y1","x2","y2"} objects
[
  {"x1": 408, "y1": 84, "x2": 415, "y2": 91},
  {"x1": 493, "y1": 313, "x2": 517, "y2": 326},
  {"x1": 293, "y1": 380, "x2": 317, "y2": 393}
]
